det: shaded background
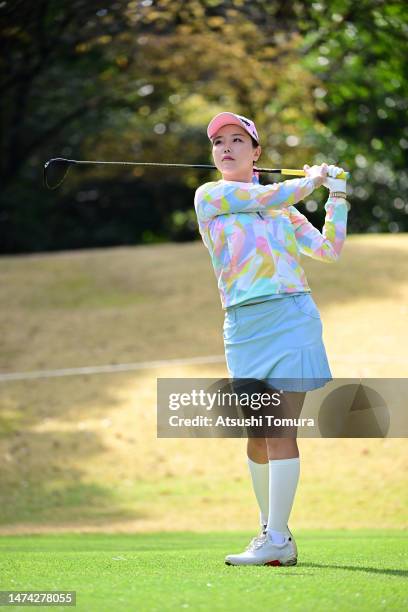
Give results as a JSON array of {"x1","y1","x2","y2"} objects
[{"x1": 1, "y1": 0, "x2": 407, "y2": 254}]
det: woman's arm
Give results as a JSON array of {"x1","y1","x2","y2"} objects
[
  {"x1": 287, "y1": 196, "x2": 348, "y2": 262},
  {"x1": 194, "y1": 176, "x2": 323, "y2": 223}
]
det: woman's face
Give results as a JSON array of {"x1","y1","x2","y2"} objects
[{"x1": 211, "y1": 124, "x2": 261, "y2": 182}]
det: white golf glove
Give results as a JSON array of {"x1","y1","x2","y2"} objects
[{"x1": 322, "y1": 164, "x2": 347, "y2": 193}]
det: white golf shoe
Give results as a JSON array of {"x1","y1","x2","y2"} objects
[{"x1": 225, "y1": 528, "x2": 297, "y2": 566}]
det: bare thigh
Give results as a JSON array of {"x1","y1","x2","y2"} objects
[
  {"x1": 266, "y1": 391, "x2": 306, "y2": 458},
  {"x1": 247, "y1": 391, "x2": 307, "y2": 461}
]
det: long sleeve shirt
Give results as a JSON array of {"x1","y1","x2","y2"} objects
[{"x1": 194, "y1": 176, "x2": 348, "y2": 310}]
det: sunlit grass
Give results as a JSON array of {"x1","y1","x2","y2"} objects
[{"x1": 0, "y1": 532, "x2": 407, "y2": 611}]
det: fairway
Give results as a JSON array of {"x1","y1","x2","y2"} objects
[{"x1": 0, "y1": 531, "x2": 406, "y2": 611}]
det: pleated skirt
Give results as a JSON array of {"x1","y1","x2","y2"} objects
[{"x1": 223, "y1": 293, "x2": 333, "y2": 392}]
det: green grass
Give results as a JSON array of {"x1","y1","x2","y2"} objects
[{"x1": 0, "y1": 531, "x2": 406, "y2": 612}]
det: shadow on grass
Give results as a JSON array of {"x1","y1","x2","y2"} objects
[
  {"x1": 301, "y1": 562, "x2": 408, "y2": 578},
  {"x1": 0, "y1": 426, "x2": 147, "y2": 527}
]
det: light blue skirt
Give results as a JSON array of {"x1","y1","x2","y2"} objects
[{"x1": 223, "y1": 294, "x2": 333, "y2": 392}]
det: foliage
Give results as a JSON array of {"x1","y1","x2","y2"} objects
[{"x1": 0, "y1": 0, "x2": 406, "y2": 253}]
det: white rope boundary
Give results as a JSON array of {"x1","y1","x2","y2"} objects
[
  {"x1": 0, "y1": 355, "x2": 226, "y2": 382},
  {"x1": 0, "y1": 353, "x2": 406, "y2": 382}
]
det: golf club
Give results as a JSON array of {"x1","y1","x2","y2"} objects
[{"x1": 43, "y1": 157, "x2": 350, "y2": 190}]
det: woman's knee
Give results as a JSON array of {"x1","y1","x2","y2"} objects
[
  {"x1": 265, "y1": 437, "x2": 298, "y2": 459},
  {"x1": 248, "y1": 436, "x2": 267, "y2": 450},
  {"x1": 247, "y1": 436, "x2": 268, "y2": 461}
]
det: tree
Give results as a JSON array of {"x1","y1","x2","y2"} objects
[{"x1": 1, "y1": 0, "x2": 406, "y2": 253}]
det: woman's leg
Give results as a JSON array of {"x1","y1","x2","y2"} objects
[
  {"x1": 246, "y1": 390, "x2": 305, "y2": 533},
  {"x1": 247, "y1": 438, "x2": 269, "y2": 529},
  {"x1": 265, "y1": 391, "x2": 306, "y2": 543},
  {"x1": 225, "y1": 390, "x2": 306, "y2": 566},
  {"x1": 247, "y1": 437, "x2": 268, "y2": 462}
]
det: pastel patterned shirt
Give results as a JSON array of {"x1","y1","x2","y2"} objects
[{"x1": 194, "y1": 176, "x2": 348, "y2": 309}]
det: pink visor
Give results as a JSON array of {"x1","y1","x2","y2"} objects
[{"x1": 207, "y1": 112, "x2": 260, "y2": 145}]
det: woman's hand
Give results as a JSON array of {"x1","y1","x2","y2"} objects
[
  {"x1": 321, "y1": 164, "x2": 347, "y2": 193},
  {"x1": 303, "y1": 163, "x2": 328, "y2": 187}
]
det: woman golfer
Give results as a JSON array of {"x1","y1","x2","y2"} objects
[{"x1": 194, "y1": 112, "x2": 348, "y2": 566}]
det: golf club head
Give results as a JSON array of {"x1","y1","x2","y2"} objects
[{"x1": 43, "y1": 158, "x2": 72, "y2": 190}]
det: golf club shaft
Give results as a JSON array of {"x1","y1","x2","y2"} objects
[{"x1": 44, "y1": 158, "x2": 350, "y2": 180}]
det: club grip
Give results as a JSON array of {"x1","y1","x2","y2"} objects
[
  {"x1": 281, "y1": 169, "x2": 350, "y2": 180},
  {"x1": 333, "y1": 171, "x2": 350, "y2": 180}
]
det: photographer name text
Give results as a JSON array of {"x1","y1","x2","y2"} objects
[{"x1": 168, "y1": 415, "x2": 315, "y2": 428}]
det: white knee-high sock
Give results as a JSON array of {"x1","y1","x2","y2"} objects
[
  {"x1": 247, "y1": 457, "x2": 269, "y2": 528},
  {"x1": 267, "y1": 457, "x2": 300, "y2": 543}
]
